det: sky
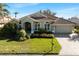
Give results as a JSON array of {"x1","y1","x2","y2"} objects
[{"x1": 6, "y1": 3, "x2": 79, "y2": 19}]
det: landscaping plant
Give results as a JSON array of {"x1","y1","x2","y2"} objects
[
  {"x1": 0, "y1": 20, "x2": 30, "y2": 41},
  {"x1": 31, "y1": 28, "x2": 54, "y2": 38},
  {"x1": 17, "y1": 29, "x2": 30, "y2": 41},
  {"x1": 0, "y1": 20, "x2": 18, "y2": 38}
]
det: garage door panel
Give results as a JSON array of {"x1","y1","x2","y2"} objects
[{"x1": 55, "y1": 25, "x2": 73, "y2": 33}]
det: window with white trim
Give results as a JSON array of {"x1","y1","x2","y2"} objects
[
  {"x1": 34, "y1": 22, "x2": 40, "y2": 31},
  {"x1": 45, "y1": 22, "x2": 50, "y2": 31}
]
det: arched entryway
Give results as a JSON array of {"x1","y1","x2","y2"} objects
[{"x1": 25, "y1": 22, "x2": 31, "y2": 33}]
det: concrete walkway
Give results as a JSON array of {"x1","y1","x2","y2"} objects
[{"x1": 56, "y1": 37, "x2": 79, "y2": 55}]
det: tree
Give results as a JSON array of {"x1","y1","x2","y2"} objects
[
  {"x1": 0, "y1": 3, "x2": 10, "y2": 17},
  {"x1": 1, "y1": 20, "x2": 18, "y2": 38},
  {"x1": 41, "y1": 9, "x2": 56, "y2": 16},
  {"x1": 0, "y1": 3, "x2": 10, "y2": 23},
  {"x1": 14, "y1": 12, "x2": 18, "y2": 18}
]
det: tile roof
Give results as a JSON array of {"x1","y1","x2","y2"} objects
[
  {"x1": 54, "y1": 18, "x2": 76, "y2": 24},
  {"x1": 29, "y1": 11, "x2": 58, "y2": 20},
  {"x1": 19, "y1": 11, "x2": 76, "y2": 24}
]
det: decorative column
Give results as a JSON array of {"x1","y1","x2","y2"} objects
[{"x1": 31, "y1": 22, "x2": 34, "y2": 33}]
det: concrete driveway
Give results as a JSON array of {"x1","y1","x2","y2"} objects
[{"x1": 56, "y1": 37, "x2": 79, "y2": 55}]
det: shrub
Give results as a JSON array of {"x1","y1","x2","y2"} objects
[
  {"x1": 73, "y1": 29, "x2": 79, "y2": 34},
  {"x1": 30, "y1": 33, "x2": 54, "y2": 38},
  {"x1": 41, "y1": 34, "x2": 54, "y2": 38},
  {"x1": 34, "y1": 28, "x2": 52, "y2": 34},
  {"x1": 16, "y1": 29, "x2": 30, "y2": 41},
  {"x1": 0, "y1": 20, "x2": 30, "y2": 41},
  {"x1": 31, "y1": 28, "x2": 54, "y2": 38},
  {"x1": 0, "y1": 20, "x2": 18, "y2": 38},
  {"x1": 74, "y1": 26, "x2": 79, "y2": 34},
  {"x1": 75, "y1": 26, "x2": 79, "y2": 29}
]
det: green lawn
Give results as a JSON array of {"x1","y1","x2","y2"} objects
[{"x1": 0, "y1": 38, "x2": 61, "y2": 54}]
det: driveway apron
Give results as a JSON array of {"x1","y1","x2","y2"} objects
[{"x1": 56, "y1": 37, "x2": 79, "y2": 55}]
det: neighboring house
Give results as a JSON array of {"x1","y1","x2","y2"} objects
[
  {"x1": 68, "y1": 17, "x2": 79, "y2": 26},
  {"x1": 0, "y1": 16, "x2": 11, "y2": 28},
  {"x1": 20, "y1": 11, "x2": 75, "y2": 34}
]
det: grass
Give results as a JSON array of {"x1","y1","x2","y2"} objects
[{"x1": 0, "y1": 38, "x2": 61, "y2": 54}]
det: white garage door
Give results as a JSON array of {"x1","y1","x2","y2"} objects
[{"x1": 55, "y1": 25, "x2": 73, "y2": 33}]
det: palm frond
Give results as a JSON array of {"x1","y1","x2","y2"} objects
[
  {"x1": 3, "y1": 9, "x2": 10, "y2": 14},
  {"x1": 0, "y1": 3, "x2": 10, "y2": 17}
]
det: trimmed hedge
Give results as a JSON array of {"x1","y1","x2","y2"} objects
[
  {"x1": 34, "y1": 29, "x2": 53, "y2": 34},
  {"x1": 30, "y1": 33, "x2": 54, "y2": 38},
  {"x1": 31, "y1": 29, "x2": 54, "y2": 38},
  {"x1": 34, "y1": 31, "x2": 52, "y2": 34}
]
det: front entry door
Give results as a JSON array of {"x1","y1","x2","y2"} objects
[{"x1": 25, "y1": 22, "x2": 31, "y2": 33}]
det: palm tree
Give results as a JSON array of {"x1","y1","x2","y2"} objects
[
  {"x1": 0, "y1": 3, "x2": 10, "y2": 22},
  {"x1": 14, "y1": 12, "x2": 18, "y2": 18},
  {"x1": 47, "y1": 9, "x2": 56, "y2": 15},
  {"x1": 41, "y1": 9, "x2": 56, "y2": 16},
  {"x1": 0, "y1": 3, "x2": 9, "y2": 17}
]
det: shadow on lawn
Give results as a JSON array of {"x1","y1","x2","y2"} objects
[
  {"x1": 0, "y1": 37, "x2": 9, "y2": 40},
  {"x1": 7, "y1": 39, "x2": 17, "y2": 42},
  {"x1": 0, "y1": 37, "x2": 24, "y2": 42},
  {"x1": 26, "y1": 53, "x2": 59, "y2": 55},
  {"x1": 6, "y1": 39, "x2": 25, "y2": 42},
  {"x1": 0, "y1": 53, "x2": 59, "y2": 55}
]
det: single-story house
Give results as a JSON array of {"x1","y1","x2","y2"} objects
[
  {"x1": 68, "y1": 17, "x2": 79, "y2": 26},
  {"x1": 20, "y1": 11, "x2": 76, "y2": 34}
]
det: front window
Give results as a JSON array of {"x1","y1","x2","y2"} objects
[
  {"x1": 34, "y1": 22, "x2": 40, "y2": 31},
  {"x1": 45, "y1": 22, "x2": 50, "y2": 31}
]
